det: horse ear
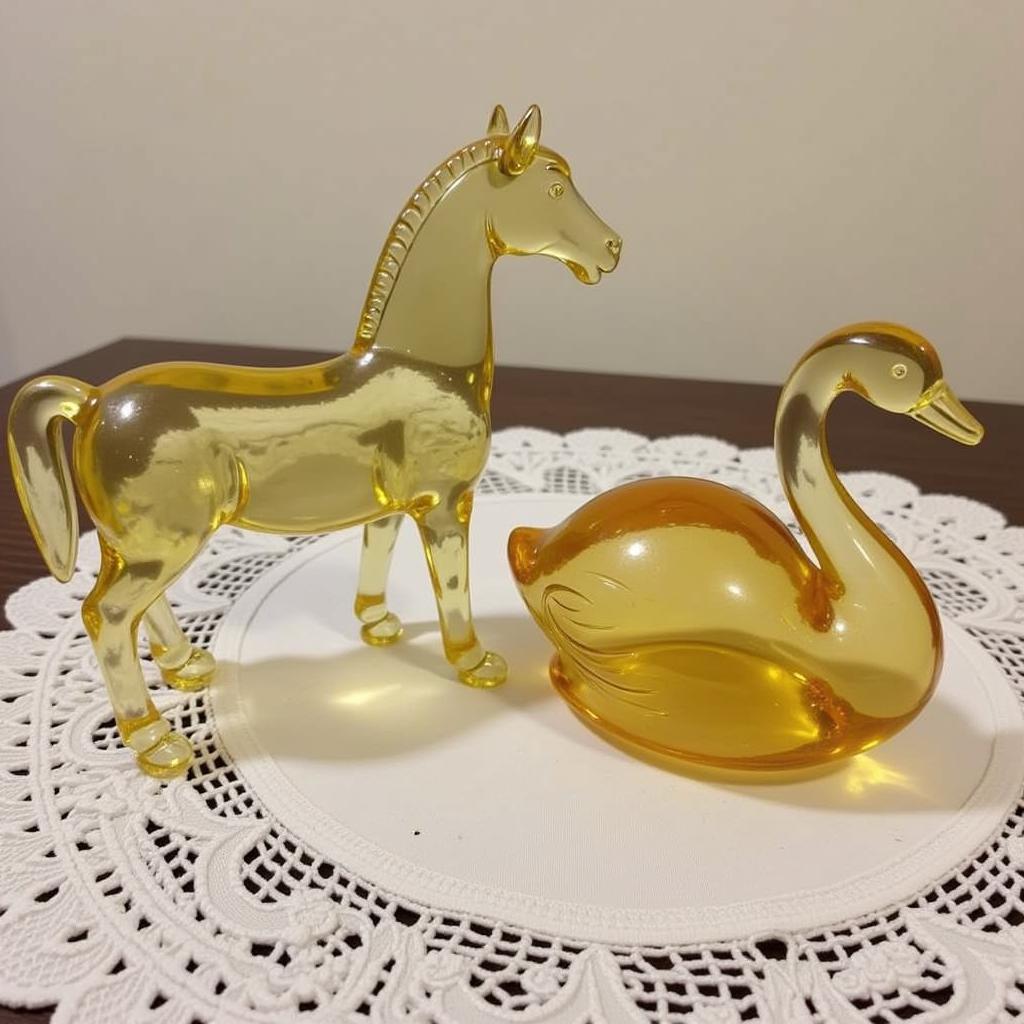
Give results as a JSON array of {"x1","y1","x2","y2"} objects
[
  {"x1": 488, "y1": 104, "x2": 509, "y2": 136},
  {"x1": 499, "y1": 105, "x2": 542, "y2": 176}
]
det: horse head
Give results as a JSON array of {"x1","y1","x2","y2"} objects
[{"x1": 484, "y1": 105, "x2": 621, "y2": 284}]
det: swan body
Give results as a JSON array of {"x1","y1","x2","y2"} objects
[{"x1": 508, "y1": 324, "x2": 984, "y2": 771}]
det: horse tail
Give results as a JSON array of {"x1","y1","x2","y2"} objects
[{"x1": 7, "y1": 376, "x2": 94, "y2": 582}]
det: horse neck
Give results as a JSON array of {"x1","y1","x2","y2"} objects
[{"x1": 360, "y1": 164, "x2": 497, "y2": 370}]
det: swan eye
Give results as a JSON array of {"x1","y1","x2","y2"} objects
[
  {"x1": 548, "y1": 182, "x2": 565, "y2": 199},
  {"x1": 891, "y1": 363, "x2": 908, "y2": 379}
]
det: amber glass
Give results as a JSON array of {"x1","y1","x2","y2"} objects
[
  {"x1": 7, "y1": 104, "x2": 621, "y2": 778},
  {"x1": 509, "y1": 324, "x2": 983, "y2": 772}
]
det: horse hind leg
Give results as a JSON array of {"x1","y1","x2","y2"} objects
[
  {"x1": 355, "y1": 514, "x2": 405, "y2": 646},
  {"x1": 83, "y1": 541, "x2": 199, "y2": 778},
  {"x1": 145, "y1": 595, "x2": 216, "y2": 691}
]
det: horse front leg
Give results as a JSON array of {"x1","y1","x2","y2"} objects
[
  {"x1": 355, "y1": 514, "x2": 405, "y2": 646},
  {"x1": 416, "y1": 497, "x2": 507, "y2": 688}
]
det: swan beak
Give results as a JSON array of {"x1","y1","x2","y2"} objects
[{"x1": 910, "y1": 381, "x2": 984, "y2": 446}]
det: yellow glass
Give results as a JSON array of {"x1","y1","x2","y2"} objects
[
  {"x1": 7, "y1": 104, "x2": 621, "y2": 779},
  {"x1": 509, "y1": 324, "x2": 984, "y2": 772}
]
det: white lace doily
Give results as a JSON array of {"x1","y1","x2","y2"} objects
[{"x1": 4, "y1": 428, "x2": 1024, "y2": 1024}]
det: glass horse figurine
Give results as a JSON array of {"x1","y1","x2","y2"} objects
[
  {"x1": 509, "y1": 325, "x2": 983, "y2": 772},
  {"x1": 8, "y1": 104, "x2": 621, "y2": 778}
]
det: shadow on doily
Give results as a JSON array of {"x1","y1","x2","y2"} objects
[
  {"x1": 213, "y1": 612, "x2": 556, "y2": 760},
  {"x1": 213, "y1": 611, "x2": 1019, "y2": 816},
  {"x1": 569, "y1": 687, "x2": 1013, "y2": 813}
]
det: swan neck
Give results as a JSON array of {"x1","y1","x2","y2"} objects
[{"x1": 775, "y1": 366, "x2": 898, "y2": 592}]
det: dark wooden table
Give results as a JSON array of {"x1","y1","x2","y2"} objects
[{"x1": 0, "y1": 338, "x2": 1021, "y2": 1022}]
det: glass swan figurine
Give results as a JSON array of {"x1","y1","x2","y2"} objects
[
  {"x1": 7, "y1": 104, "x2": 621, "y2": 778},
  {"x1": 509, "y1": 324, "x2": 984, "y2": 772}
]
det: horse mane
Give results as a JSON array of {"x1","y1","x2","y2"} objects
[{"x1": 356, "y1": 137, "x2": 499, "y2": 344}]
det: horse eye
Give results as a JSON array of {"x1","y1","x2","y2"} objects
[{"x1": 548, "y1": 182, "x2": 565, "y2": 199}]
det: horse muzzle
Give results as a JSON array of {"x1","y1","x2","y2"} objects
[{"x1": 599, "y1": 235, "x2": 622, "y2": 272}]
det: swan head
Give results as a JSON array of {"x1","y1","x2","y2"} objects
[{"x1": 814, "y1": 323, "x2": 984, "y2": 445}]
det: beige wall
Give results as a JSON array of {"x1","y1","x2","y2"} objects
[{"x1": 1, "y1": 1, "x2": 1022, "y2": 400}]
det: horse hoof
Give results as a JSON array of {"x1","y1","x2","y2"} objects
[
  {"x1": 458, "y1": 651, "x2": 508, "y2": 689},
  {"x1": 137, "y1": 731, "x2": 194, "y2": 779},
  {"x1": 162, "y1": 647, "x2": 216, "y2": 691},
  {"x1": 361, "y1": 612, "x2": 403, "y2": 647}
]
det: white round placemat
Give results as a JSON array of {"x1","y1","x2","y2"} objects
[
  {"x1": 5, "y1": 428, "x2": 1024, "y2": 1024},
  {"x1": 211, "y1": 493, "x2": 1024, "y2": 946}
]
